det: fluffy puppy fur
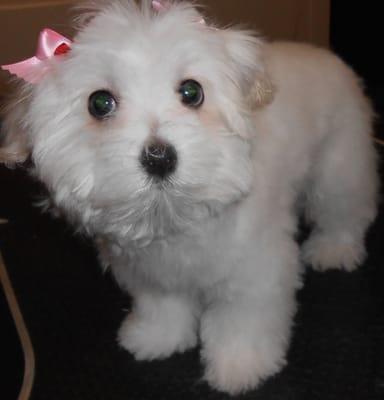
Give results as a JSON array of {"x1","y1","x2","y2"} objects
[{"x1": 0, "y1": 0, "x2": 378, "y2": 395}]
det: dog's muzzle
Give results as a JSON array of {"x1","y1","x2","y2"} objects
[{"x1": 140, "y1": 139, "x2": 178, "y2": 179}]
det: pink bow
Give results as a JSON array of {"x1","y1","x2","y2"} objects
[
  {"x1": 152, "y1": 0, "x2": 170, "y2": 12},
  {"x1": 1, "y1": 28, "x2": 72, "y2": 84}
]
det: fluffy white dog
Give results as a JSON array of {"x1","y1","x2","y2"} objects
[{"x1": 0, "y1": 0, "x2": 378, "y2": 395}]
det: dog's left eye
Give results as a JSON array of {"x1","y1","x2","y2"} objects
[
  {"x1": 178, "y1": 80, "x2": 204, "y2": 108},
  {"x1": 88, "y1": 90, "x2": 118, "y2": 120}
]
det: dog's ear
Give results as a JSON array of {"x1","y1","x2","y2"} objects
[
  {"x1": 0, "y1": 87, "x2": 32, "y2": 166},
  {"x1": 221, "y1": 29, "x2": 275, "y2": 109}
]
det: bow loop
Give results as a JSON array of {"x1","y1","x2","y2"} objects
[{"x1": 1, "y1": 28, "x2": 72, "y2": 84}]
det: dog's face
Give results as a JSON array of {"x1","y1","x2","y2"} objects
[{"x1": 1, "y1": 1, "x2": 273, "y2": 243}]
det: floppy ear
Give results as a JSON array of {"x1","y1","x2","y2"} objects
[
  {"x1": 0, "y1": 87, "x2": 32, "y2": 166},
  {"x1": 221, "y1": 29, "x2": 275, "y2": 109}
]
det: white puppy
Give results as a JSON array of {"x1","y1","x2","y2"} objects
[{"x1": 0, "y1": 0, "x2": 378, "y2": 395}]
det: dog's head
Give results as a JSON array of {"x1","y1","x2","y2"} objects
[{"x1": 1, "y1": 0, "x2": 274, "y2": 244}]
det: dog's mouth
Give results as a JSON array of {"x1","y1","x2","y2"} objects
[{"x1": 146, "y1": 174, "x2": 176, "y2": 191}]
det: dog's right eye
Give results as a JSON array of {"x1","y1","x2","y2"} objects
[
  {"x1": 88, "y1": 90, "x2": 118, "y2": 120},
  {"x1": 178, "y1": 80, "x2": 204, "y2": 108}
]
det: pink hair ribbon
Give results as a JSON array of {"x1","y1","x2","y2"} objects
[
  {"x1": 152, "y1": 0, "x2": 171, "y2": 12},
  {"x1": 1, "y1": 28, "x2": 72, "y2": 84}
]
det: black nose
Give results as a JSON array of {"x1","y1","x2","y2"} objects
[{"x1": 140, "y1": 140, "x2": 178, "y2": 179}]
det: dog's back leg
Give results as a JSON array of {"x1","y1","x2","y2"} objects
[{"x1": 302, "y1": 95, "x2": 378, "y2": 271}]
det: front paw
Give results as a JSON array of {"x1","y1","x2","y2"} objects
[
  {"x1": 302, "y1": 233, "x2": 365, "y2": 271},
  {"x1": 118, "y1": 312, "x2": 197, "y2": 361},
  {"x1": 202, "y1": 340, "x2": 286, "y2": 396}
]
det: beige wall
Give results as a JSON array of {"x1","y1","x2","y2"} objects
[{"x1": 0, "y1": 0, "x2": 330, "y2": 95}]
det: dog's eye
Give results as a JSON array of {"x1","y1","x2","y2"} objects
[
  {"x1": 88, "y1": 90, "x2": 118, "y2": 120},
  {"x1": 178, "y1": 80, "x2": 204, "y2": 108}
]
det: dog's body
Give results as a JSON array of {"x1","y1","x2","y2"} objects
[{"x1": 1, "y1": 0, "x2": 378, "y2": 395}]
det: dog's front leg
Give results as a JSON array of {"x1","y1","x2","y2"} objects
[
  {"x1": 200, "y1": 269, "x2": 298, "y2": 395},
  {"x1": 118, "y1": 291, "x2": 200, "y2": 360}
]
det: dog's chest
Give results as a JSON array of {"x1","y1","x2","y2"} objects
[
  {"x1": 111, "y1": 212, "x2": 241, "y2": 292},
  {"x1": 132, "y1": 231, "x2": 227, "y2": 289}
]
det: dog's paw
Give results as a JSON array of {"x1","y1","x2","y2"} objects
[
  {"x1": 202, "y1": 341, "x2": 286, "y2": 396},
  {"x1": 302, "y1": 233, "x2": 365, "y2": 272},
  {"x1": 118, "y1": 312, "x2": 197, "y2": 361}
]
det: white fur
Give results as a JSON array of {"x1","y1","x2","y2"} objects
[{"x1": 1, "y1": 0, "x2": 378, "y2": 395}]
